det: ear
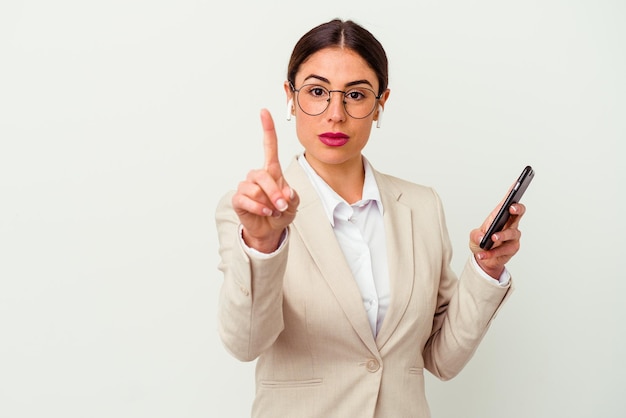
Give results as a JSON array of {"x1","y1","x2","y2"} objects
[
  {"x1": 284, "y1": 81, "x2": 295, "y2": 121},
  {"x1": 375, "y1": 88, "x2": 390, "y2": 128}
]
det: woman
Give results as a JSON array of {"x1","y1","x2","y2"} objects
[{"x1": 215, "y1": 19, "x2": 525, "y2": 418}]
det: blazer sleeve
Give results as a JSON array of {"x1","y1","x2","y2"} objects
[
  {"x1": 422, "y1": 190, "x2": 514, "y2": 381},
  {"x1": 215, "y1": 191, "x2": 287, "y2": 362}
]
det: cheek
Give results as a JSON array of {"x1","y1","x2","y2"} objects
[
  {"x1": 295, "y1": 117, "x2": 316, "y2": 145},
  {"x1": 353, "y1": 121, "x2": 374, "y2": 143}
]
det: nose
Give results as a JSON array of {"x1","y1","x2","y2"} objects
[{"x1": 326, "y1": 91, "x2": 347, "y2": 122}]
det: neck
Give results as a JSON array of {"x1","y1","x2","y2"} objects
[{"x1": 306, "y1": 154, "x2": 365, "y2": 204}]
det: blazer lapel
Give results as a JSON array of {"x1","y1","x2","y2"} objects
[
  {"x1": 285, "y1": 157, "x2": 379, "y2": 356},
  {"x1": 373, "y1": 171, "x2": 415, "y2": 350}
]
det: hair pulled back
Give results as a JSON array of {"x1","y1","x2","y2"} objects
[{"x1": 287, "y1": 19, "x2": 389, "y2": 96}]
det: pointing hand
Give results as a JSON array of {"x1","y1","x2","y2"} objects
[{"x1": 231, "y1": 109, "x2": 299, "y2": 253}]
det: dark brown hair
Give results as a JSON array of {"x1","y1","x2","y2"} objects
[{"x1": 287, "y1": 19, "x2": 389, "y2": 96}]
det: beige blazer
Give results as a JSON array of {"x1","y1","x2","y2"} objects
[{"x1": 216, "y1": 156, "x2": 513, "y2": 418}]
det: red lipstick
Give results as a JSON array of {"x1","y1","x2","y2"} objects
[{"x1": 319, "y1": 132, "x2": 349, "y2": 147}]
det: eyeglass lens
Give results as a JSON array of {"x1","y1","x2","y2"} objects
[{"x1": 295, "y1": 84, "x2": 378, "y2": 119}]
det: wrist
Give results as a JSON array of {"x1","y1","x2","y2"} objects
[
  {"x1": 474, "y1": 255, "x2": 505, "y2": 279},
  {"x1": 242, "y1": 228, "x2": 284, "y2": 254}
]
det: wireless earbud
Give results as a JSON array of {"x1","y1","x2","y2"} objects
[
  {"x1": 286, "y1": 99, "x2": 293, "y2": 121},
  {"x1": 376, "y1": 105, "x2": 384, "y2": 128}
]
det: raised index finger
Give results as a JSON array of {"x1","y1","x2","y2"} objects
[{"x1": 260, "y1": 109, "x2": 281, "y2": 176}]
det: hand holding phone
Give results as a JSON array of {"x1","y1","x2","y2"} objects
[{"x1": 479, "y1": 165, "x2": 535, "y2": 250}]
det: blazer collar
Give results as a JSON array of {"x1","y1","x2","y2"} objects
[
  {"x1": 372, "y1": 170, "x2": 415, "y2": 350},
  {"x1": 285, "y1": 156, "x2": 415, "y2": 355}
]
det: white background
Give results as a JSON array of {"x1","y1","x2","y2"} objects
[{"x1": 1, "y1": 1, "x2": 624, "y2": 417}]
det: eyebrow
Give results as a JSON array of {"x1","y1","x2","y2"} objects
[{"x1": 303, "y1": 74, "x2": 374, "y2": 89}]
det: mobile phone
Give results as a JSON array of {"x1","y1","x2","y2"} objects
[{"x1": 479, "y1": 165, "x2": 535, "y2": 250}]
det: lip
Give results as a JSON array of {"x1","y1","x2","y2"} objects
[{"x1": 318, "y1": 132, "x2": 349, "y2": 147}]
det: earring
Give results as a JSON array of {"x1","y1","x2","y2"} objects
[
  {"x1": 286, "y1": 99, "x2": 293, "y2": 121},
  {"x1": 376, "y1": 105, "x2": 384, "y2": 128}
]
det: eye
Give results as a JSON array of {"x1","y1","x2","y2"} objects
[
  {"x1": 345, "y1": 89, "x2": 367, "y2": 102},
  {"x1": 305, "y1": 85, "x2": 329, "y2": 99}
]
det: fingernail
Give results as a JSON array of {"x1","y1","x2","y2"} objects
[
  {"x1": 262, "y1": 208, "x2": 273, "y2": 216},
  {"x1": 493, "y1": 233, "x2": 499, "y2": 242},
  {"x1": 276, "y1": 198, "x2": 288, "y2": 211},
  {"x1": 289, "y1": 187, "x2": 295, "y2": 199},
  {"x1": 477, "y1": 252, "x2": 485, "y2": 260}
]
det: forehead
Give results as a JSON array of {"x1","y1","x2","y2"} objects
[{"x1": 295, "y1": 47, "x2": 377, "y2": 87}]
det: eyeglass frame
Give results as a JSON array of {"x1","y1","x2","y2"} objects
[{"x1": 288, "y1": 81, "x2": 383, "y2": 119}]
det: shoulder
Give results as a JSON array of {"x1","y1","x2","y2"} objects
[
  {"x1": 216, "y1": 190, "x2": 235, "y2": 211},
  {"x1": 374, "y1": 170, "x2": 442, "y2": 208},
  {"x1": 376, "y1": 171, "x2": 433, "y2": 192},
  {"x1": 215, "y1": 190, "x2": 238, "y2": 224}
]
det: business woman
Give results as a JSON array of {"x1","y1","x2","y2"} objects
[{"x1": 215, "y1": 19, "x2": 525, "y2": 418}]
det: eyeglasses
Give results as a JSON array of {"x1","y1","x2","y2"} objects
[{"x1": 291, "y1": 83, "x2": 382, "y2": 119}]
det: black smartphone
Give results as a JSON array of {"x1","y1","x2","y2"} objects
[{"x1": 479, "y1": 165, "x2": 535, "y2": 250}]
